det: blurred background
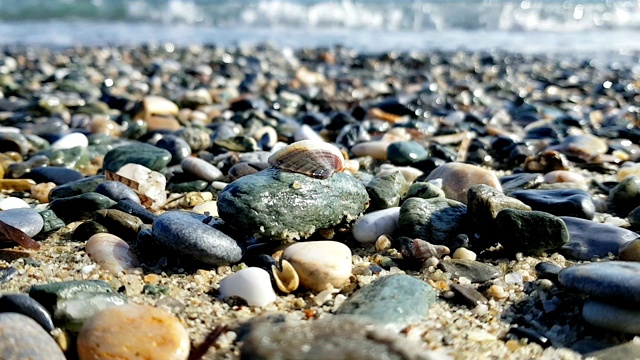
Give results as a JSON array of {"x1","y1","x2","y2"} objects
[{"x1": 1, "y1": 0, "x2": 640, "y2": 56}]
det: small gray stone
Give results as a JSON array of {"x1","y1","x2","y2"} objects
[
  {"x1": 95, "y1": 180, "x2": 141, "y2": 204},
  {"x1": 0, "y1": 208, "x2": 44, "y2": 237},
  {"x1": 439, "y1": 259, "x2": 501, "y2": 283},
  {"x1": 559, "y1": 261, "x2": 640, "y2": 305},
  {"x1": 399, "y1": 197, "x2": 468, "y2": 247},
  {"x1": 582, "y1": 299, "x2": 640, "y2": 334},
  {"x1": 496, "y1": 209, "x2": 569, "y2": 255},
  {"x1": 366, "y1": 170, "x2": 409, "y2": 210},
  {"x1": 336, "y1": 274, "x2": 436, "y2": 331},
  {"x1": 0, "y1": 313, "x2": 66, "y2": 360},
  {"x1": 560, "y1": 216, "x2": 640, "y2": 260}
]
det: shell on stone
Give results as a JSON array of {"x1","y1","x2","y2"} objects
[
  {"x1": 272, "y1": 259, "x2": 299, "y2": 293},
  {"x1": 267, "y1": 140, "x2": 345, "y2": 179}
]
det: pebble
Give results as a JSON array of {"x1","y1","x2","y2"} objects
[
  {"x1": 425, "y1": 162, "x2": 501, "y2": 204},
  {"x1": 0, "y1": 267, "x2": 17, "y2": 283},
  {"x1": 629, "y1": 206, "x2": 640, "y2": 228},
  {"x1": 48, "y1": 175, "x2": 105, "y2": 201},
  {"x1": 77, "y1": 304, "x2": 190, "y2": 360},
  {"x1": 114, "y1": 198, "x2": 157, "y2": 224},
  {"x1": 94, "y1": 180, "x2": 141, "y2": 204},
  {"x1": 511, "y1": 188, "x2": 596, "y2": 220},
  {"x1": 543, "y1": 170, "x2": 587, "y2": 186},
  {"x1": 191, "y1": 200, "x2": 219, "y2": 216},
  {"x1": 366, "y1": 170, "x2": 409, "y2": 210},
  {"x1": 466, "y1": 184, "x2": 531, "y2": 237},
  {"x1": 387, "y1": 141, "x2": 429, "y2": 166},
  {"x1": 283, "y1": 241, "x2": 352, "y2": 292},
  {"x1": 560, "y1": 216, "x2": 640, "y2": 260},
  {"x1": 72, "y1": 220, "x2": 108, "y2": 241},
  {"x1": 439, "y1": 259, "x2": 501, "y2": 283},
  {"x1": 399, "y1": 197, "x2": 468, "y2": 247},
  {"x1": 85, "y1": 233, "x2": 140, "y2": 274},
  {"x1": 50, "y1": 132, "x2": 88, "y2": 150},
  {"x1": 559, "y1": 261, "x2": 640, "y2": 305},
  {"x1": 181, "y1": 156, "x2": 224, "y2": 182},
  {"x1": 452, "y1": 247, "x2": 477, "y2": 261},
  {"x1": 582, "y1": 299, "x2": 640, "y2": 334},
  {"x1": 102, "y1": 142, "x2": 172, "y2": 172},
  {"x1": 91, "y1": 209, "x2": 143, "y2": 241},
  {"x1": 0, "y1": 208, "x2": 44, "y2": 237},
  {"x1": 496, "y1": 209, "x2": 570, "y2": 255},
  {"x1": 25, "y1": 166, "x2": 84, "y2": 185},
  {"x1": 219, "y1": 267, "x2": 277, "y2": 306},
  {"x1": 609, "y1": 176, "x2": 640, "y2": 217},
  {"x1": 535, "y1": 262, "x2": 562, "y2": 283},
  {"x1": 0, "y1": 293, "x2": 55, "y2": 332},
  {"x1": 450, "y1": 283, "x2": 487, "y2": 307},
  {"x1": 620, "y1": 238, "x2": 640, "y2": 261},
  {"x1": 49, "y1": 192, "x2": 117, "y2": 223},
  {"x1": 155, "y1": 134, "x2": 192, "y2": 166},
  {"x1": 152, "y1": 211, "x2": 243, "y2": 265},
  {"x1": 0, "y1": 196, "x2": 30, "y2": 210},
  {"x1": 585, "y1": 337, "x2": 640, "y2": 359},
  {"x1": 115, "y1": 163, "x2": 167, "y2": 209},
  {"x1": 352, "y1": 207, "x2": 400, "y2": 244},
  {"x1": 351, "y1": 140, "x2": 389, "y2": 160},
  {"x1": 403, "y1": 181, "x2": 446, "y2": 200},
  {"x1": 0, "y1": 313, "x2": 66, "y2": 360}
]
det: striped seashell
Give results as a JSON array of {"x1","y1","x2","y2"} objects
[{"x1": 268, "y1": 140, "x2": 345, "y2": 179}]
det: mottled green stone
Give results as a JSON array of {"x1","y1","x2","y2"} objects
[
  {"x1": 48, "y1": 175, "x2": 105, "y2": 200},
  {"x1": 365, "y1": 171, "x2": 408, "y2": 210},
  {"x1": 496, "y1": 209, "x2": 570, "y2": 255}
]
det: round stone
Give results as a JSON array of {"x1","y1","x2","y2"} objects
[
  {"x1": 181, "y1": 157, "x2": 223, "y2": 182},
  {"x1": 559, "y1": 261, "x2": 640, "y2": 305},
  {"x1": 0, "y1": 208, "x2": 44, "y2": 237},
  {"x1": 386, "y1": 141, "x2": 429, "y2": 166},
  {"x1": 0, "y1": 313, "x2": 66, "y2": 360},
  {"x1": 283, "y1": 241, "x2": 352, "y2": 293},
  {"x1": 219, "y1": 267, "x2": 277, "y2": 307},
  {"x1": 77, "y1": 304, "x2": 190, "y2": 360}
]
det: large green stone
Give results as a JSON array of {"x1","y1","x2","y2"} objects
[
  {"x1": 365, "y1": 171, "x2": 408, "y2": 211},
  {"x1": 102, "y1": 143, "x2": 171, "y2": 172}
]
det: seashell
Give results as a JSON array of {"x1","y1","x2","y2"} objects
[
  {"x1": 85, "y1": 233, "x2": 140, "y2": 274},
  {"x1": 272, "y1": 259, "x2": 299, "y2": 293},
  {"x1": 267, "y1": 140, "x2": 345, "y2": 179}
]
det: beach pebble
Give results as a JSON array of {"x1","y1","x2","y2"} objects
[
  {"x1": 450, "y1": 283, "x2": 487, "y2": 307},
  {"x1": 218, "y1": 167, "x2": 368, "y2": 241},
  {"x1": 181, "y1": 157, "x2": 224, "y2": 182},
  {"x1": 466, "y1": 184, "x2": 531, "y2": 236},
  {"x1": 86, "y1": 233, "x2": 140, "y2": 274},
  {"x1": 48, "y1": 175, "x2": 105, "y2": 201},
  {"x1": 560, "y1": 216, "x2": 640, "y2": 260},
  {"x1": 91, "y1": 209, "x2": 143, "y2": 241},
  {"x1": 585, "y1": 337, "x2": 640, "y2": 359},
  {"x1": 0, "y1": 313, "x2": 66, "y2": 360},
  {"x1": 0, "y1": 208, "x2": 44, "y2": 237},
  {"x1": 552, "y1": 134, "x2": 608, "y2": 161},
  {"x1": 619, "y1": 238, "x2": 640, "y2": 261},
  {"x1": 399, "y1": 197, "x2": 467, "y2": 247},
  {"x1": 535, "y1": 262, "x2": 562, "y2": 282},
  {"x1": 618, "y1": 162, "x2": 640, "y2": 181},
  {"x1": 50, "y1": 132, "x2": 88, "y2": 150},
  {"x1": 114, "y1": 198, "x2": 157, "y2": 224},
  {"x1": 366, "y1": 171, "x2": 408, "y2": 210},
  {"x1": 25, "y1": 166, "x2": 84, "y2": 185},
  {"x1": 511, "y1": 188, "x2": 595, "y2": 220},
  {"x1": 152, "y1": 211, "x2": 243, "y2": 265},
  {"x1": 77, "y1": 304, "x2": 189, "y2": 360},
  {"x1": 0, "y1": 196, "x2": 29, "y2": 210},
  {"x1": 500, "y1": 173, "x2": 545, "y2": 195},
  {"x1": 376, "y1": 164, "x2": 424, "y2": 184},
  {"x1": 426, "y1": 162, "x2": 501, "y2": 204},
  {"x1": 543, "y1": 170, "x2": 587, "y2": 186},
  {"x1": 393, "y1": 237, "x2": 450, "y2": 260},
  {"x1": 439, "y1": 259, "x2": 501, "y2": 283},
  {"x1": 387, "y1": 141, "x2": 429, "y2": 166},
  {"x1": 156, "y1": 134, "x2": 192, "y2": 165},
  {"x1": 337, "y1": 274, "x2": 436, "y2": 331},
  {"x1": 294, "y1": 124, "x2": 324, "y2": 141},
  {"x1": 219, "y1": 267, "x2": 277, "y2": 306},
  {"x1": 283, "y1": 241, "x2": 352, "y2": 292},
  {"x1": 0, "y1": 293, "x2": 55, "y2": 332},
  {"x1": 102, "y1": 142, "x2": 172, "y2": 172},
  {"x1": 49, "y1": 192, "x2": 117, "y2": 223},
  {"x1": 116, "y1": 163, "x2": 167, "y2": 209},
  {"x1": 496, "y1": 209, "x2": 570, "y2": 255},
  {"x1": 72, "y1": 220, "x2": 108, "y2": 241},
  {"x1": 452, "y1": 247, "x2": 477, "y2": 261},
  {"x1": 559, "y1": 261, "x2": 640, "y2": 305},
  {"x1": 352, "y1": 207, "x2": 400, "y2": 243},
  {"x1": 136, "y1": 95, "x2": 180, "y2": 119},
  {"x1": 609, "y1": 176, "x2": 640, "y2": 217},
  {"x1": 351, "y1": 140, "x2": 389, "y2": 160},
  {"x1": 95, "y1": 180, "x2": 141, "y2": 204},
  {"x1": 403, "y1": 181, "x2": 445, "y2": 200},
  {"x1": 582, "y1": 299, "x2": 640, "y2": 334}
]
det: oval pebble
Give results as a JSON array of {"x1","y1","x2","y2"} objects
[
  {"x1": 0, "y1": 196, "x2": 30, "y2": 210},
  {"x1": 181, "y1": 157, "x2": 224, "y2": 182},
  {"x1": 77, "y1": 304, "x2": 190, "y2": 360},
  {"x1": 0, "y1": 313, "x2": 66, "y2": 360},
  {"x1": 85, "y1": 233, "x2": 140, "y2": 274},
  {"x1": 351, "y1": 141, "x2": 389, "y2": 160},
  {"x1": 559, "y1": 261, "x2": 640, "y2": 305},
  {"x1": 352, "y1": 207, "x2": 400, "y2": 244},
  {"x1": 283, "y1": 241, "x2": 352, "y2": 292},
  {"x1": 95, "y1": 180, "x2": 141, "y2": 204},
  {"x1": 219, "y1": 267, "x2": 277, "y2": 307},
  {"x1": 583, "y1": 299, "x2": 640, "y2": 334},
  {"x1": 50, "y1": 132, "x2": 89, "y2": 150},
  {"x1": 0, "y1": 208, "x2": 44, "y2": 237},
  {"x1": 426, "y1": 162, "x2": 501, "y2": 204}
]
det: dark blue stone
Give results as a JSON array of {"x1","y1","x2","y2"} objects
[
  {"x1": 0, "y1": 294, "x2": 55, "y2": 332},
  {"x1": 511, "y1": 188, "x2": 596, "y2": 220},
  {"x1": 23, "y1": 166, "x2": 84, "y2": 185},
  {"x1": 559, "y1": 261, "x2": 640, "y2": 305},
  {"x1": 114, "y1": 199, "x2": 156, "y2": 224},
  {"x1": 155, "y1": 134, "x2": 192, "y2": 166},
  {"x1": 95, "y1": 181, "x2": 141, "y2": 204}
]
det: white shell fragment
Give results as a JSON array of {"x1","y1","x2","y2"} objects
[
  {"x1": 219, "y1": 267, "x2": 277, "y2": 307},
  {"x1": 112, "y1": 163, "x2": 167, "y2": 210},
  {"x1": 272, "y1": 259, "x2": 300, "y2": 293},
  {"x1": 85, "y1": 233, "x2": 140, "y2": 274}
]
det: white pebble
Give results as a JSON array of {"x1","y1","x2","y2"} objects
[
  {"x1": 219, "y1": 267, "x2": 276, "y2": 307},
  {"x1": 283, "y1": 241, "x2": 352, "y2": 293},
  {"x1": 293, "y1": 124, "x2": 324, "y2": 142},
  {"x1": 0, "y1": 197, "x2": 30, "y2": 210},
  {"x1": 504, "y1": 272, "x2": 523, "y2": 284},
  {"x1": 452, "y1": 247, "x2": 477, "y2": 261},
  {"x1": 352, "y1": 207, "x2": 400, "y2": 243},
  {"x1": 51, "y1": 132, "x2": 89, "y2": 150}
]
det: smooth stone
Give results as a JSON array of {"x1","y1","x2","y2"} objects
[
  {"x1": 496, "y1": 209, "x2": 569, "y2": 255},
  {"x1": 240, "y1": 315, "x2": 443, "y2": 360},
  {"x1": 155, "y1": 135, "x2": 192, "y2": 166},
  {"x1": 336, "y1": 274, "x2": 436, "y2": 331},
  {"x1": 352, "y1": 207, "x2": 400, "y2": 244},
  {"x1": 283, "y1": 241, "x2": 352, "y2": 292},
  {"x1": 619, "y1": 163, "x2": 640, "y2": 181},
  {"x1": 72, "y1": 220, "x2": 108, "y2": 242},
  {"x1": 91, "y1": 209, "x2": 143, "y2": 241},
  {"x1": 365, "y1": 171, "x2": 409, "y2": 210},
  {"x1": 95, "y1": 180, "x2": 141, "y2": 204},
  {"x1": 50, "y1": 132, "x2": 88, "y2": 150},
  {"x1": 586, "y1": 338, "x2": 640, "y2": 359},
  {"x1": 214, "y1": 136, "x2": 258, "y2": 152},
  {"x1": 535, "y1": 262, "x2": 562, "y2": 282},
  {"x1": 0, "y1": 208, "x2": 44, "y2": 237},
  {"x1": 77, "y1": 304, "x2": 189, "y2": 360},
  {"x1": 102, "y1": 143, "x2": 172, "y2": 172},
  {"x1": 228, "y1": 162, "x2": 270, "y2": 181},
  {"x1": 466, "y1": 184, "x2": 531, "y2": 236},
  {"x1": 0, "y1": 267, "x2": 17, "y2": 283},
  {"x1": 152, "y1": 211, "x2": 243, "y2": 265},
  {"x1": 29, "y1": 279, "x2": 115, "y2": 311},
  {"x1": 552, "y1": 134, "x2": 608, "y2": 161},
  {"x1": 24, "y1": 166, "x2": 84, "y2": 185},
  {"x1": 294, "y1": 124, "x2": 324, "y2": 142},
  {"x1": 167, "y1": 179, "x2": 208, "y2": 193},
  {"x1": 86, "y1": 233, "x2": 140, "y2": 274},
  {"x1": 180, "y1": 126, "x2": 211, "y2": 152},
  {"x1": 0, "y1": 196, "x2": 30, "y2": 210},
  {"x1": 500, "y1": 173, "x2": 545, "y2": 195},
  {"x1": 181, "y1": 157, "x2": 223, "y2": 182},
  {"x1": 49, "y1": 192, "x2": 117, "y2": 223},
  {"x1": 609, "y1": 176, "x2": 640, "y2": 217},
  {"x1": 582, "y1": 299, "x2": 640, "y2": 334},
  {"x1": 386, "y1": 141, "x2": 429, "y2": 166},
  {"x1": 403, "y1": 181, "x2": 445, "y2": 200},
  {"x1": 426, "y1": 162, "x2": 501, "y2": 205},
  {"x1": 114, "y1": 198, "x2": 157, "y2": 224},
  {"x1": 399, "y1": 197, "x2": 467, "y2": 247},
  {"x1": 218, "y1": 167, "x2": 369, "y2": 241},
  {"x1": 0, "y1": 179, "x2": 37, "y2": 192},
  {"x1": 351, "y1": 140, "x2": 389, "y2": 160},
  {"x1": 146, "y1": 115, "x2": 182, "y2": 132},
  {"x1": 559, "y1": 261, "x2": 640, "y2": 305},
  {"x1": 450, "y1": 283, "x2": 488, "y2": 307},
  {"x1": 0, "y1": 293, "x2": 55, "y2": 332},
  {"x1": 136, "y1": 95, "x2": 179, "y2": 119},
  {"x1": 560, "y1": 216, "x2": 640, "y2": 260},
  {"x1": 219, "y1": 267, "x2": 277, "y2": 306},
  {"x1": 511, "y1": 188, "x2": 595, "y2": 220},
  {"x1": 115, "y1": 163, "x2": 167, "y2": 209},
  {"x1": 439, "y1": 259, "x2": 501, "y2": 282},
  {"x1": 0, "y1": 313, "x2": 66, "y2": 360},
  {"x1": 543, "y1": 170, "x2": 587, "y2": 186},
  {"x1": 7, "y1": 155, "x2": 49, "y2": 178},
  {"x1": 48, "y1": 175, "x2": 105, "y2": 201}
]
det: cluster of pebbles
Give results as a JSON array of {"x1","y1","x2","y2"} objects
[{"x1": 0, "y1": 44, "x2": 640, "y2": 359}]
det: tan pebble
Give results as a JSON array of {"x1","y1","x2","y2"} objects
[
  {"x1": 489, "y1": 284, "x2": 508, "y2": 299},
  {"x1": 543, "y1": 170, "x2": 586, "y2": 185},
  {"x1": 136, "y1": 95, "x2": 179, "y2": 121},
  {"x1": 283, "y1": 241, "x2": 352, "y2": 293},
  {"x1": 144, "y1": 273, "x2": 161, "y2": 285},
  {"x1": 619, "y1": 238, "x2": 640, "y2": 261},
  {"x1": 31, "y1": 182, "x2": 56, "y2": 203},
  {"x1": 505, "y1": 339, "x2": 521, "y2": 352},
  {"x1": 375, "y1": 235, "x2": 392, "y2": 252},
  {"x1": 89, "y1": 117, "x2": 122, "y2": 136},
  {"x1": 77, "y1": 304, "x2": 190, "y2": 360},
  {"x1": 0, "y1": 179, "x2": 36, "y2": 192},
  {"x1": 192, "y1": 200, "x2": 219, "y2": 216},
  {"x1": 85, "y1": 233, "x2": 140, "y2": 274},
  {"x1": 618, "y1": 162, "x2": 640, "y2": 181},
  {"x1": 145, "y1": 115, "x2": 182, "y2": 132},
  {"x1": 452, "y1": 247, "x2": 477, "y2": 261},
  {"x1": 426, "y1": 162, "x2": 501, "y2": 204},
  {"x1": 351, "y1": 141, "x2": 390, "y2": 160},
  {"x1": 343, "y1": 159, "x2": 360, "y2": 175}
]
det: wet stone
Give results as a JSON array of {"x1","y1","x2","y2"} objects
[
  {"x1": 102, "y1": 142, "x2": 172, "y2": 172},
  {"x1": 500, "y1": 173, "x2": 545, "y2": 195},
  {"x1": 511, "y1": 188, "x2": 596, "y2": 220},
  {"x1": 0, "y1": 293, "x2": 55, "y2": 332},
  {"x1": 91, "y1": 209, "x2": 143, "y2": 242},
  {"x1": 466, "y1": 184, "x2": 531, "y2": 237},
  {"x1": 399, "y1": 197, "x2": 468, "y2": 247},
  {"x1": 48, "y1": 175, "x2": 105, "y2": 201},
  {"x1": 24, "y1": 166, "x2": 84, "y2": 185},
  {"x1": 155, "y1": 134, "x2": 192, "y2": 166},
  {"x1": 535, "y1": 262, "x2": 563, "y2": 283},
  {"x1": 560, "y1": 216, "x2": 640, "y2": 260},
  {"x1": 496, "y1": 209, "x2": 569, "y2": 256},
  {"x1": 559, "y1": 261, "x2": 640, "y2": 305},
  {"x1": 439, "y1": 259, "x2": 501, "y2": 283},
  {"x1": 49, "y1": 192, "x2": 117, "y2": 223},
  {"x1": 0, "y1": 208, "x2": 44, "y2": 237},
  {"x1": 95, "y1": 180, "x2": 141, "y2": 204},
  {"x1": 609, "y1": 176, "x2": 640, "y2": 217},
  {"x1": 386, "y1": 141, "x2": 429, "y2": 166},
  {"x1": 365, "y1": 170, "x2": 409, "y2": 210},
  {"x1": 582, "y1": 300, "x2": 640, "y2": 334},
  {"x1": 0, "y1": 313, "x2": 66, "y2": 360}
]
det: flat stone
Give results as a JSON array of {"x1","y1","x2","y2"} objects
[
  {"x1": 426, "y1": 162, "x2": 501, "y2": 204},
  {"x1": 511, "y1": 188, "x2": 595, "y2": 220},
  {"x1": 450, "y1": 283, "x2": 488, "y2": 307},
  {"x1": 582, "y1": 299, "x2": 640, "y2": 334},
  {"x1": 0, "y1": 313, "x2": 66, "y2": 360},
  {"x1": 49, "y1": 192, "x2": 117, "y2": 223},
  {"x1": 0, "y1": 293, "x2": 55, "y2": 332},
  {"x1": 439, "y1": 259, "x2": 501, "y2": 283},
  {"x1": 560, "y1": 216, "x2": 640, "y2": 260},
  {"x1": 0, "y1": 267, "x2": 17, "y2": 283},
  {"x1": 218, "y1": 167, "x2": 369, "y2": 241},
  {"x1": 365, "y1": 171, "x2": 409, "y2": 210},
  {"x1": 0, "y1": 196, "x2": 30, "y2": 210},
  {"x1": 559, "y1": 261, "x2": 640, "y2": 305},
  {"x1": 399, "y1": 197, "x2": 468, "y2": 247},
  {"x1": 48, "y1": 175, "x2": 105, "y2": 201},
  {"x1": 352, "y1": 207, "x2": 400, "y2": 244},
  {"x1": 102, "y1": 143, "x2": 172, "y2": 172},
  {"x1": 29, "y1": 279, "x2": 115, "y2": 313},
  {"x1": 466, "y1": 184, "x2": 531, "y2": 236},
  {"x1": 39, "y1": 209, "x2": 66, "y2": 233},
  {"x1": 0, "y1": 208, "x2": 44, "y2": 237},
  {"x1": 283, "y1": 241, "x2": 352, "y2": 293},
  {"x1": 152, "y1": 211, "x2": 243, "y2": 265},
  {"x1": 496, "y1": 209, "x2": 569, "y2": 255},
  {"x1": 95, "y1": 180, "x2": 141, "y2": 204},
  {"x1": 77, "y1": 304, "x2": 189, "y2": 360},
  {"x1": 500, "y1": 173, "x2": 545, "y2": 195}
]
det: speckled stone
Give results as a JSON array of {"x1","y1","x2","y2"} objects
[
  {"x1": 559, "y1": 261, "x2": 640, "y2": 305},
  {"x1": 511, "y1": 188, "x2": 595, "y2": 220},
  {"x1": 77, "y1": 304, "x2": 190, "y2": 360},
  {"x1": 152, "y1": 211, "x2": 243, "y2": 265},
  {"x1": 426, "y1": 162, "x2": 501, "y2": 204},
  {"x1": 0, "y1": 313, "x2": 66, "y2": 360},
  {"x1": 365, "y1": 170, "x2": 409, "y2": 210},
  {"x1": 466, "y1": 184, "x2": 531, "y2": 236},
  {"x1": 403, "y1": 181, "x2": 445, "y2": 200},
  {"x1": 337, "y1": 274, "x2": 437, "y2": 331},
  {"x1": 560, "y1": 216, "x2": 640, "y2": 260},
  {"x1": 102, "y1": 143, "x2": 172, "y2": 172},
  {"x1": 0, "y1": 208, "x2": 44, "y2": 237}
]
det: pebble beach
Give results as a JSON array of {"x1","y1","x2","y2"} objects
[{"x1": 1, "y1": 40, "x2": 640, "y2": 360}]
